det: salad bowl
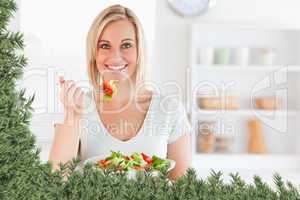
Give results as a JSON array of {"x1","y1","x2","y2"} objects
[{"x1": 75, "y1": 152, "x2": 176, "y2": 179}]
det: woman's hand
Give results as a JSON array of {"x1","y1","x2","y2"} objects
[{"x1": 59, "y1": 76, "x2": 85, "y2": 121}]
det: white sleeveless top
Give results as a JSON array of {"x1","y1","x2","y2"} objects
[{"x1": 79, "y1": 90, "x2": 191, "y2": 161}]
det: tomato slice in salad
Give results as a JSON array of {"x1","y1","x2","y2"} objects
[
  {"x1": 141, "y1": 153, "x2": 153, "y2": 164},
  {"x1": 98, "y1": 159, "x2": 110, "y2": 168}
]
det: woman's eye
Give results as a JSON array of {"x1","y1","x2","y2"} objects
[
  {"x1": 99, "y1": 43, "x2": 110, "y2": 49},
  {"x1": 121, "y1": 43, "x2": 132, "y2": 49}
]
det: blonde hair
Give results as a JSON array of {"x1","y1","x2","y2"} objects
[{"x1": 86, "y1": 4, "x2": 147, "y2": 90}]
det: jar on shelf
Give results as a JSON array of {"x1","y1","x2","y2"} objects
[
  {"x1": 196, "y1": 120, "x2": 234, "y2": 154},
  {"x1": 233, "y1": 47, "x2": 250, "y2": 66},
  {"x1": 195, "y1": 87, "x2": 240, "y2": 110},
  {"x1": 258, "y1": 48, "x2": 277, "y2": 65},
  {"x1": 247, "y1": 119, "x2": 267, "y2": 154},
  {"x1": 254, "y1": 96, "x2": 282, "y2": 110},
  {"x1": 197, "y1": 96, "x2": 240, "y2": 110},
  {"x1": 197, "y1": 46, "x2": 214, "y2": 65},
  {"x1": 214, "y1": 135, "x2": 234, "y2": 153},
  {"x1": 214, "y1": 48, "x2": 231, "y2": 65},
  {"x1": 197, "y1": 121, "x2": 215, "y2": 153}
]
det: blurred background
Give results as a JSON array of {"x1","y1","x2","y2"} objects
[{"x1": 8, "y1": 0, "x2": 300, "y2": 185}]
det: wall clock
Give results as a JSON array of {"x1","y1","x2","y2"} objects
[{"x1": 167, "y1": 0, "x2": 215, "y2": 17}]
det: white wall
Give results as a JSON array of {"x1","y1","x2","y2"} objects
[
  {"x1": 153, "y1": 0, "x2": 300, "y2": 104},
  {"x1": 20, "y1": 0, "x2": 156, "y2": 68}
]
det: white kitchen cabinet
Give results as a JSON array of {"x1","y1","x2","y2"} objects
[{"x1": 188, "y1": 23, "x2": 300, "y2": 183}]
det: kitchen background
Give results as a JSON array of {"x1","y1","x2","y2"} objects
[{"x1": 8, "y1": 0, "x2": 300, "y2": 185}]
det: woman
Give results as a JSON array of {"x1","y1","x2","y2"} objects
[{"x1": 48, "y1": 4, "x2": 192, "y2": 180}]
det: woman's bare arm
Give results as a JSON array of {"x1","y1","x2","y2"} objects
[
  {"x1": 48, "y1": 76, "x2": 85, "y2": 172},
  {"x1": 48, "y1": 109, "x2": 81, "y2": 171},
  {"x1": 167, "y1": 132, "x2": 192, "y2": 181}
]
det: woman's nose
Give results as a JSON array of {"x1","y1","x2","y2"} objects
[{"x1": 110, "y1": 48, "x2": 122, "y2": 60}]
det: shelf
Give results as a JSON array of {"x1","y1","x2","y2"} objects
[
  {"x1": 191, "y1": 65, "x2": 300, "y2": 72},
  {"x1": 192, "y1": 153, "x2": 300, "y2": 171},
  {"x1": 188, "y1": 24, "x2": 300, "y2": 176},
  {"x1": 196, "y1": 109, "x2": 296, "y2": 118}
]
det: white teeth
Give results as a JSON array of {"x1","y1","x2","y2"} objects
[{"x1": 106, "y1": 65, "x2": 126, "y2": 70}]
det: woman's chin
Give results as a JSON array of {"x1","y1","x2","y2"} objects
[
  {"x1": 104, "y1": 72, "x2": 133, "y2": 81},
  {"x1": 103, "y1": 68, "x2": 130, "y2": 79},
  {"x1": 105, "y1": 74, "x2": 129, "y2": 82}
]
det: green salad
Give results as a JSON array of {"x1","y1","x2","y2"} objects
[{"x1": 94, "y1": 151, "x2": 171, "y2": 172}]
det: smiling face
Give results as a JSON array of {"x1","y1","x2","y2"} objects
[{"x1": 96, "y1": 19, "x2": 138, "y2": 82}]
